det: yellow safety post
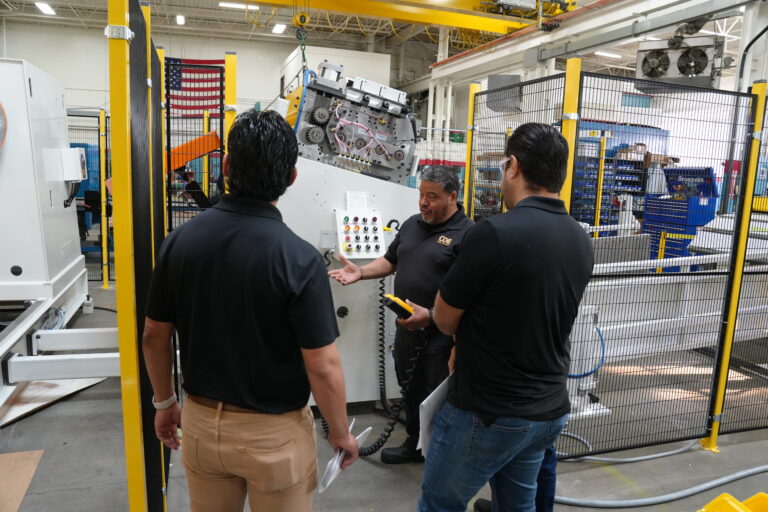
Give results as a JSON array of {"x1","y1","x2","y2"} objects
[
  {"x1": 464, "y1": 83, "x2": 480, "y2": 219},
  {"x1": 141, "y1": 3, "x2": 156, "y2": 261},
  {"x1": 561, "y1": 57, "x2": 582, "y2": 214},
  {"x1": 99, "y1": 109, "x2": 110, "y2": 289},
  {"x1": 656, "y1": 231, "x2": 667, "y2": 273},
  {"x1": 701, "y1": 80, "x2": 767, "y2": 453},
  {"x1": 224, "y1": 52, "x2": 237, "y2": 193},
  {"x1": 107, "y1": 0, "x2": 148, "y2": 509},
  {"x1": 203, "y1": 110, "x2": 210, "y2": 197},
  {"x1": 157, "y1": 46, "x2": 168, "y2": 236},
  {"x1": 593, "y1": 137, "x2": 607, "y2": 238}
]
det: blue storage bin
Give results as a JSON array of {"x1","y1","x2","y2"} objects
[{"x1": 644, "y1": 196, "x2": 716, "y2": 226}]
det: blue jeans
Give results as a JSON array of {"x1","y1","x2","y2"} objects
[
  {"x1": 536, "y1": 444, "x2": 557, "y2": 512},
  {"x1": 418, "y1": 401, "x2": 567, "y2": 512}
]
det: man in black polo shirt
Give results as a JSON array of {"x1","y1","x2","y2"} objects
[
  {"x1": 328, "y1": 167, "x2": 473, "y2": 464},
  {"x1": 142, "y1": 110, "x2": 358, "y2": 512},
  {"x1": 418, "y1": 123, "x2": 593, "y2": 512}
]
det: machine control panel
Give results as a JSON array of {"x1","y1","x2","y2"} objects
[{"x1": 334, "y1": 210, "x2": 386, "y2": 260}]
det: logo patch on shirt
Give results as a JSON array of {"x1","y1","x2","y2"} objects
[{"x1": 437, "y1": 236, "x2": 453, "y2": 247}]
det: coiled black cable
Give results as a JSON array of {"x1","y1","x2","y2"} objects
[
  {"x1": 357, "y1": 328, "x2": 428, "y2": 456},
  {"x1": 319, "y1": 313, "x2": 429, "y2": 456},
  {"x1": 376, "y1": 278, "x2": 399, "y2": 419}
]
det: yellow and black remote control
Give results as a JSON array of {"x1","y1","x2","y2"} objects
[{"x1": 382, "y1": 294, "x2": 413, "y2": 319}]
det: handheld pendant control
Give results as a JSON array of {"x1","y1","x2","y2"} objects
[{"x1": 382, "y1": 294, "x2": 413, "y2": 319}]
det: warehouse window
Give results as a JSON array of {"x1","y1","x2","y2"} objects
[{"x1": 621, "y1": 92, "x2": 653, "y2": 108}]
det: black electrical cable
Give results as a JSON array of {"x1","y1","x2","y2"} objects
[
  {"x1": 94, "y1": 306, "x2": 117, "y2": 313},
  {"x1": 319, "y1": 300, "x2": 428, "y2": 457},
  {"x1": 358, "y1": 328, "x2": 428, "y2": 457},
  {"x1": 319, "y1": 277, "x2": 403, "y2": 441},
  {"x1": 323, "y1": 250, "x2": 332, "y2": 268},
  {"x1": 375, "y1": 277, "x2": 400, "y2": 420},
  {"x1": 738, "y1": 22, "x2": 768, "y2": 91}
]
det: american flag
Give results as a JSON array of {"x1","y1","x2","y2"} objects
[{"x1": 166, "y1": 57, "x2": 224, "y2": 118}]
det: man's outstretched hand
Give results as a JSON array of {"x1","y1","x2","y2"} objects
[{"x1": 328, "y1": 255, "x2": 363, "y2": 286}]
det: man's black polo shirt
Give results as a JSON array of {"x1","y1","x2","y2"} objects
[
  {"x1": 439, "y1": 196, "x2": 593, "y2": 421},
  {"x1": 384, "y1": 204, "x2": 473, "y2": 308},
  {"x1": 145, "y1": 194, "x2": 339, "y2": 413}
]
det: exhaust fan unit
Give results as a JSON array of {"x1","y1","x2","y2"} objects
[{"x1": 635, "y1": 36, "x2": 722, "y2": 94}]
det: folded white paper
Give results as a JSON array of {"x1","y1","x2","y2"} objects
[
  {"x1": 417, "y1": 373, "x2": 453, "y2": 453},
  {"x1": 318, "y1": 424, "x2": 372, "y2": 493}
]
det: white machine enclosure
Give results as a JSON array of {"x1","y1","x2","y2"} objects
[
  {"x1": 0, "y1": 60, "x2": 100, "y2": 413},
  {"x1": 0, "y1": 59, "x2": 86, "y2": 303},
  {"x1": 281, "y1": 157, "x2": 420, "y2": 403}
]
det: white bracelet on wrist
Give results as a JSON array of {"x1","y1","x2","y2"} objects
[{"x1": 152, "y1": 393, "x2": 177, "y2": 410}]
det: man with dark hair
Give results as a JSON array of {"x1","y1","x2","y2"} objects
[
  {"x1": 142, "y1": 109, "x2": 358, "y2": 512},
  {"x1": 328, "y1": 166, "x2": 473, "y2": 464},
  {"x1": 418, "y1": 123, "x2": 593, "y2": 512}
]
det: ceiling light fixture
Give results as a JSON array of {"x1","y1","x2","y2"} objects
[
  {"x1": 34, "y1": 2, "x2": 56, "y2": 15},
  {"x1": 594, "y1": 51, "x2": 622, "y2": 59},
  {"x1": 645, "y1": 36, "x2": 662, "y2": 41},
  {"x1": 219, "y1": 2, "x2": 259, "y2": 10},
  {"x1": 176, "y1": 14, "x2": 185, "y2": 25},
  {"x1": 272, "y1": 23, "x2": 287, "y2": 34}
]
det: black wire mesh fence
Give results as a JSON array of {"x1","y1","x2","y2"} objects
[
  {"x1": 415, "y1": 128, "x2": 468, "y2": 201},
  {"x1": 561, "y1": 74, "x2": 755, "y2": 457},
  {"x1": 164, "y1": 59, "x2": 225, "y2": 231},
  {"x1": 67, "y1": 113, "x2": 112, "y2": 282},
  {"x1": 469, "y1": 71, "x2": 763, "y2": 457},
  {"x1": 720, "y1": 105, "x2": 768, "y2": 435},
  {"x1": 106, "y1": 115, "x2": 116, "y2": 282},
  {"x1": 468, "y1": 74, "x2": 566, "y2": 222}
]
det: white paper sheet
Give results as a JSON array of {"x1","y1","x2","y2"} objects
[
  {"x1": 417, "y1": 373, "x2": 453, "y2": 453},
  {"x1": 318, "y1": 422, "x2": 372, "y2": 493}
]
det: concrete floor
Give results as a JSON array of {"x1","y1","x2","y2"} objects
[{"x1": 1, "y1": 283, "x2": 767, "y2": 512}]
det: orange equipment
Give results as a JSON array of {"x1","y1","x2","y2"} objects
[{"x1": 169, "y1": 131, "x2": 221, "y2": 173}]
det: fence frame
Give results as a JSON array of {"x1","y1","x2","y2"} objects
[{"x1": 702, "y1": 80, "x2": 767, "y2": 452}]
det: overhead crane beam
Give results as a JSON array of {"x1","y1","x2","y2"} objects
[{"x1": 257, "y1": 0, "x2": 538, "y2": 34}]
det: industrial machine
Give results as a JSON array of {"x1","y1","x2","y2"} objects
[
  {"x1": 280, "y1": 158, "x2": 418, "y2": 403},
  {"x1": 0, "y1": 60, "x2": 119, "y2": 412},
  {"x1": 277, "y1": 62, "x2": 424, "y2": 403},
  {"x1": 289, "y1": 61, "x2": 420, "y2": 186}
]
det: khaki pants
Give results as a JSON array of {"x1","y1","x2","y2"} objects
[{"x1": 181, "y1": 398, "x2": 317, "y2": 512}]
